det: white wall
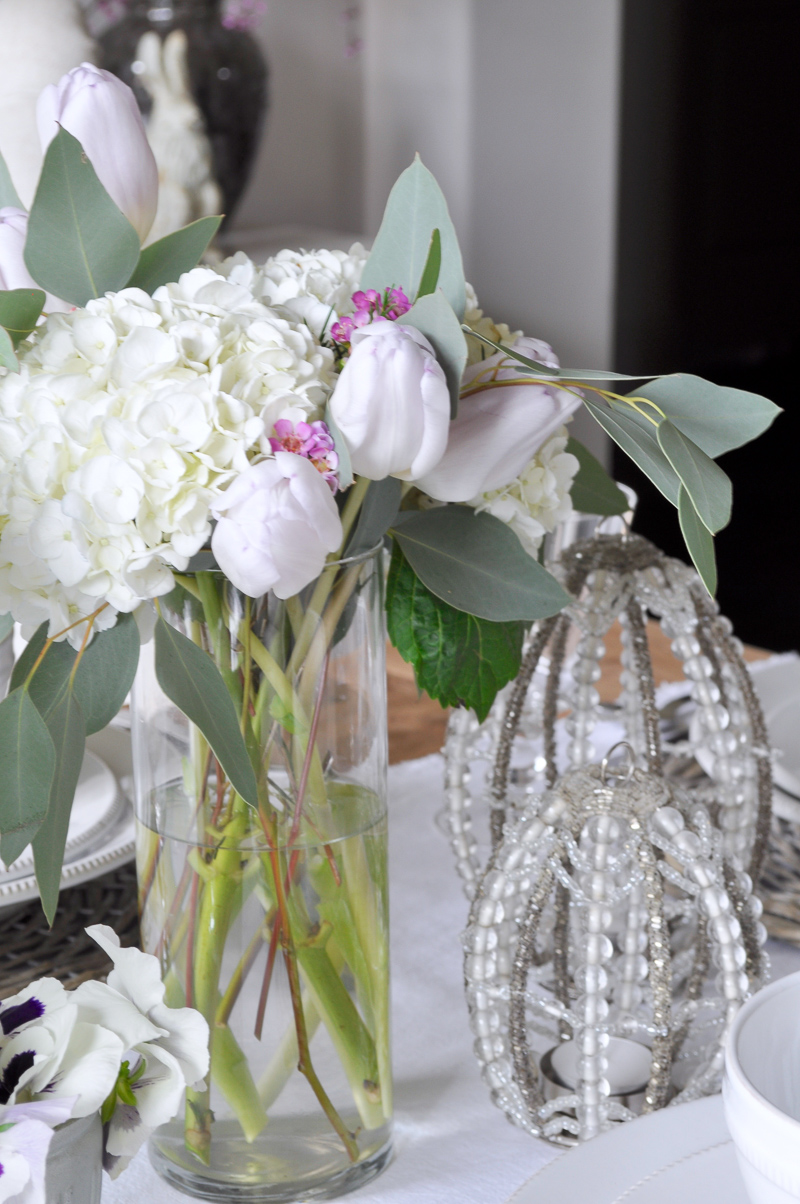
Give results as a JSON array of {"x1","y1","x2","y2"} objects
[
  {"x1": 362, "y1": 0, "x2": 622, "y2": 459},
  {"x1": 232, "y1": 0, "x2": 365, "y2": 236}
]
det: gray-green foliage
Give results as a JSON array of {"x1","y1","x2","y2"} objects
[
  {"x1": 24, "y1": 128, "x2": 141, "y2": 306},
  {"x1": 154, "y1": 615, "x2": 259, "y2": 808},
  {"x1": 391, "y1": 506, "x2": 571, "y2": 622},
  {"x1": 360, "y1": 156, "x2": 466, "y2": 319}
]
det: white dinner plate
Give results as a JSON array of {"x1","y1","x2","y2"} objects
[
  {"x1": 506, "y1": 1095, "x2": 747, "y2": 1204},
  {"x1": 0, "y1": 724, "x2": 135, "y2": 910}
]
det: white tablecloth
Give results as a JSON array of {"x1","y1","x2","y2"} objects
[{"x1": 105, "y1": 753, "x2": 800, "y2": 1204}]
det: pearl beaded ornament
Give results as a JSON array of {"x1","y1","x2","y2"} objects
[
  {"x1": 463, "y1": 747, "x2": 767, "y2": 1146},
  {"x1": 441, "y1": 533, "x2": 773, "y2": 896}
]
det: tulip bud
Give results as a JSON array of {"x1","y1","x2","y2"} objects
[
  {"x1": 328, "y1": 321, "x2": 451, "y2": 481},
  {"x1": 0, "y1": 207, "x2": 68, "y2": 311},
  {"x1": 0, "y1": 206, "x2": 37, "y2": 291},
  {"x1": 37, "y1": 64, "x2": 159, "y2": 243},
  {"x1": 415, "y1": 341, "x2": 581, "y2": 502},
  {"x1": 211, "y1": 452, "x2": 343, "y2": 599}
]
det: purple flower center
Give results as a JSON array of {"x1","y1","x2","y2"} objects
[
  {"x1": 0, "y1": 1051, "x2": 35, "y2": 1105},
  {"x1": 0, "y1": 997, "x2": 45, "y2": 1035},
  {"x1": 269, "y1": 419, "x2": 340, "y2": 492},
  {"x1": 330, "y1": 285, "x2": 412, "y2": 350}
]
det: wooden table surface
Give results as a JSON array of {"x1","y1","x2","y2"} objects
[{"x1": 386, "y1": 621, "x2": 770, "y2": 764}]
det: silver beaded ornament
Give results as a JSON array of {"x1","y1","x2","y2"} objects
[
  {"x1": 442, "y1": 533, "x2": 773, "y2": 896},
  {"x1": 463, "y1": 748, "x2": 768, "y2": 1146},
  {"x1": 446, "y1": 533, "x2": 773, "y2": 1144}
]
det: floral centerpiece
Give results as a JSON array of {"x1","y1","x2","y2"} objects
[
  {"x1": 0, "y1": 925, "x2": 208, "y2": 1203},
  {"x1": 0, "y1": 63, "x2": 781, "y2": 1201}
]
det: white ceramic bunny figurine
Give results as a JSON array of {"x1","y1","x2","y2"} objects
[
  {"x1": 0, "y1": 0, "x2": 96, "y2": 205},
  {"x1": 136, "y1": 28, "x2": 223, "y2": 244}
]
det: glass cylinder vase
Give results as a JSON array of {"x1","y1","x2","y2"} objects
[{"x1": 131, "y1": 546, "x2": 391, "y2": 1202}]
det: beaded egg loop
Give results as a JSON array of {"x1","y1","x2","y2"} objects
[{"x1": 463, "y1": 763, "x2": 767, "y2": 1145}]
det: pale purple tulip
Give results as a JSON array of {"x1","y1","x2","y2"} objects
[
  {"x1": 415, "y1": 342, "x2": 581, "y2": 502},
  {"x1": 210, "y1": 452, "x2": 343, "y2": 599},
  {"x1": 37, "y1": 64, "x2": 158, "y2": 243},
  {"x1": 0, "y1": 208, "x2": 68, "y2": 311},
  {"x1": 328, "y1": 321, "x2": 451, "y2": 481}
]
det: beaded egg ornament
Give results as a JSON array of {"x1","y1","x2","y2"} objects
[
  {"x1": 462, "y1": 747, "x2": 767, "y2": 1145},
  {"x1": 446, "y1": 533, "x2": 773, "y2": 1144},
  {"x1": 442, "y1": 532, "x2": 773, "y2": 895}
]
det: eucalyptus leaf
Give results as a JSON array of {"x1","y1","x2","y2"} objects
[
  {"x1": 462, "y1": 326, "x2": 559, "y2": 376},
  {"x1": 0, "y1": 326, "x2": 18, "y2": 372},
  {"x1": 402, "y1": 289, "x2": 467, "y2": 417},
  {"x1": 126, "y1": 215, "x2": 222, "y2": 295},
  {"x1": 0, "y1": 289, "x2": 45, "y2": 347},
  {"x1": 566, "y1": 438, "x2": 629, "y2": 516},
  {"x1": 657, "y1": 419, "x2": 732, "y2": 534},
  {"x1": 582, "y1": 396, "x2": 681, "y2": 506},
  {"x1": 390, "y1": 506, "x2": 570, "y2": 622},
  {"x1": 0, "y1": 149, "x2": 24, "y2": 209},
  {"x1": 10, "y1": 612, "x2": 140, "y2": 733},
  {"x1": 0, "y1": 687, "x2": 56, "y2": 868},
  {"x1": 324, "y1": 402, "x2": 353, "y2": 489},
  {"x1": 678, "y1": 486, "x2": 717, "y2": 596},
  {"x1": 344, "y1": 477, "x2": 402, "y2": 558},
  {"x1": 386, "y1": 545, "x2": 526, "y2": 722},
  {"x1": 628, "y1": 374, "x2": 781, "y2": 458},
  {"x1": 416, "y1": 227, "x2": 441, "y2": 300},
  {"x1": 361, "y1": 156, "x2": 466, "y2": 318},
  {"x1": 154, "y1": 615, "x2": 259, "y2": 807},
  {"x1": 33, "y1": 689, "x2": 86, "y2": 924},
  {"x1": 24, "y1": 128, "x2": 140, "y2": 306},
  {"x1": 0, "y1": 613, "x2": 13, "y2": 642}
]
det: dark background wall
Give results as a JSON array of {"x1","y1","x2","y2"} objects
[{"x1": 613, "y1": 0, "x2": 800, "y2": 650}]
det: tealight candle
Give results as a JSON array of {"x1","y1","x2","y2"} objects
[{"x1": 542, "y1": 1036, "x2": 652, "y2": 1101}]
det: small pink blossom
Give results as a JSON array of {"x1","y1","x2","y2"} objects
[
  {"x1": 330, "y1": 286, "x2": 412, "y2": 352},
  {"x1": 268, "y1": 419, "x2": 340, "y2": 492}
]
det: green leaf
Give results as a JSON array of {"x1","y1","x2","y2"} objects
[
  {"x1": 0, "y1": 289, "x2": 45, "y2": 347},
  {"x1": 678, "y1": 486, "x2": 717, "y2": 596},
  {"x1": 402, "y1": 289, "x2": 468, "y2": 417},
  {"x1": 0, "y1": 326, "x2": 18, "y2": 372},
  {"x1": 390, "y1": 506, "x2": 571, "y2": 621},
  {"x1": 0, "y1": 687, "x2": 56, "y2": 867},
  {"x1": 656, "y1": 419, "x2": 732, "y2": 534},
  {"x1": 344, "y1": 477, "x2": 402, "y2": 559},
  {"x1": 268, "y1": 693, "x2": 297, "y2": 734},
  {"x1": 628, "y1": 374, "x2": 781, "y2": 458},
  {"x1": 154, "y1": 615, "x2": 259, "y2": 807},
  {"x1": 582, "y1": 396, "x2": 681, "y2": 506},
  {"x1": 415, "y1": 227, "x2": 441, "y2": 300},
  {"x1": 361, "y1": 155, "x2": 466, "y2": 319},
  {"x1": 11, "y1": 613, "x2": 140, "y2": 734},
  {"x1": 462, "y1": 326, "x2": 560, "y2": 376},
  {"x1": 0, "y1": 613, "x2": 13, "y2": 642},
  {"x1": 566, "y1": 437, "x2": 629, "y2": 516},
  {"x1": 0, "y1": 149, "x2": 24, "y2": 209},
  {"x1": 33, "y1": 689, "x2": 86, "y2": 924},
  {"x1": 324, "y1": 401, "x2": 353, "y2": 490},
  {"x1": 24, "y1": 127, "x2": 140, "y2": 306},
  {"x1": 126, "y1": 215, "x2": 222, "y2": 294},
  {"x1": 386, "y1": 546, "x2": 525, "y2": 722}
]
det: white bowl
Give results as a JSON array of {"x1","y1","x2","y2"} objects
[{"x1": 724, "y1": 971, "x2": 800, "y2": 1204}]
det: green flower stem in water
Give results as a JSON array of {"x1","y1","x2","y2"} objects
[{"x1": 190, "y1": 811, "x2": 268, "y2": 1148}]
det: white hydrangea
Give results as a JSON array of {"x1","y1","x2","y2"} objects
[
  {"x1": 221, "y1": 244, "x2": 369, "y2": 340},
  {"x1": 470, "y1": 426, "x2": 579, "y2": 557},
  {"x1": 0, "y1": 259, "x2": 340, "y2": 642}
]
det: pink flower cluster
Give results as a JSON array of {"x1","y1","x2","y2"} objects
[
  {"x1": 269, "y1": 419, "x2": 340, "y2": 492},
  {"x1": 330, "y1": 287, "x2": 412, "y2": 350}
]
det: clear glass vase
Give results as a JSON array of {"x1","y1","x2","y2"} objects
[{"x1": 131, "y1": 547, "x2": 391, "y2": 1201}]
